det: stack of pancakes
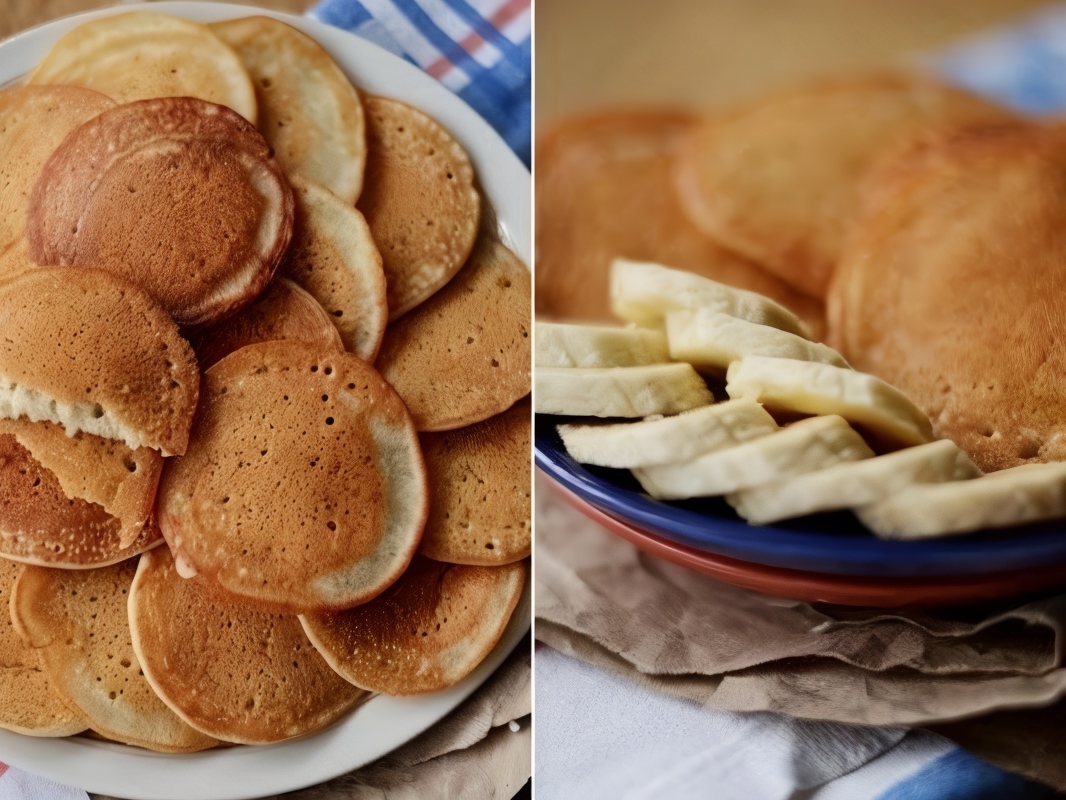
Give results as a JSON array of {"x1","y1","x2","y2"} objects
[{"x1": 0, "y1": 11, "x2": 529, "y2": 750}]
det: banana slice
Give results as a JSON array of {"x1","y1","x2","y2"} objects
[
  {"x1": 857, "y1": 462, "x2": 1066, "y2": 539},
  {"x1": 726, "y1": 356, "x2": 934, "y2": 448},
  {"x1": 728, "y1": 438, "x2": 981, "y2": 525},
  {"x1": 535, "y1": 321, "x2": 669, "y2": 368},
  {"x1": 557, "y1": 399, "x2": 778, "y2": 468},
  {"x1": 610, "y1": 259, "x2": 811, "y2": 338},
  {"x1": 633, "y1": 415, "x2": 873, "y2": 500},
  {"x1": 666, "y1": 309, "x2": 848, "y2": 374},
  {"x1": 535, "y1": 364, "x2": 713, "y2": 418}
]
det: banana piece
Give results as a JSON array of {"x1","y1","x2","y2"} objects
[
  {"x1": 557, "y1": 399, "x2": 778, "y2": 468},
  {"x1": 633, "y1": 415, "x2": 873, "y2": 500},
  {"x1": 666, "y1": 309, "x2": 848, "y2": 374},
  {"x1": 610, "y1": 259, "x2": 811, "y2": 338},
  {"x1": 857, "y1": 462, "x2": 1066, "y2": 539},
  {"x1": 726, "y1": 356, "x2": 934, "y2": 448},
  {"x1": 728, "y1": 438, "x2": 982, "y2": 525},
  {"x1": 535, "y1": 321, "x2": 670, "y2": 368},
  {"x1": 535, "y1": 364, "x2": 714, "y2": 418}
]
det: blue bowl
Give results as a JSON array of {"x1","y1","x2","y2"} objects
[{"x1": 535, "y1": 413, "x2": 1066, "y2": 577}]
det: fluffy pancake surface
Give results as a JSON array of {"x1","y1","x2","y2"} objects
[
  {"x1": 677, "y1": 73, "x2": 1013, "y2": 298},
  {"x1": 27, "y1": 11, "x2": 256, "y2": 122},
  {"x1": 10, "y1": 559, "x2": 216, "y2": 752},
  {"x1": 377, "y1": 235, "x2": 531, "y2": 431},
  {"x1": 0, "y1": 268, "x2": 198, "y2": 456},
  {"x1": 357, "y1": 96, "x2": 480, "y2": 320},
  {"x1": 830, "y1": 124, "x2": 1066, "y2": 471},
  {"x1": 301, "y1": 556, "x2": 526, "y2": 695},
  {"x1": 158, "y1": 340, "x2": 427, "y2": 613},
  {"x1": 211, "y1": 16, "x2": 366, "y2": 203},
  {"x1": 27, "y1": 97, "x2": 293, "y2": 327},
  {"x1": 129, "y1": 548, "x2": 366, "y2": 744},
  {"x1": 536, "y1": 110, "x2": 824, "y2": 334},
  {"x1": 420, "y1": 398, "x2": 531, "y2": 566}
]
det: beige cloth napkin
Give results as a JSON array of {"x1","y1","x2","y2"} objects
[{"x1": 536, "y1": 475, "x2": 1066, "y2": 789}]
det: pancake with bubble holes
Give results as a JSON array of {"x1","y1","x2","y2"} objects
[
  {"x1": 419, "y1": 397, "x2": 530, "y2": 566},
  {"x1": 536, "y1": 110, "x2": 825, "y2": 337},
  {"x1": 0, "y1": 557, "x2": 88, "y2": 737},
  {"x1": 192, "y1": 277, "x2": 343, "y2": 371},
  {"x1": 281, "y1": 175, "x2": 387, "y2": 361},
  {"x1": 830, "y1": 123, "x2": 1066, "y2": 473},
  {"x1": 0, "y1": 268, "x2": 199, "y2": 456},
  {"x1": 158, "y1": 340, "x2": 428, "y2": 613},
  {"x1": 301, "y1": 555, "x2": 525, "y2": 695},
  {"x1": 26, "y1": 97, "x2": 293, "y2": 328},
  {"x1": 376, "y1": 234, "x2": 531, "y2": 432},
  {"x1": 211, "y1": 16, "x2": 366, "y2": 203},
  {"x1": 676, "y1": 73, "x2": 1015, "y2": 300},
  {"x1": 357, "y1": 96, "x2": 480, "y2": 321},
  {"x1": 27, "y1": 11, "x2": 256, "y2": 122},
  {"x1": 0, "y1": 85, "x2": 115, "y2": 258},
  {"x1": 130, "y1": 547, "x2": 366, "y2": 744},
  {"x1": 10, "y1": 558, "x2": 217, "y2": 752}
]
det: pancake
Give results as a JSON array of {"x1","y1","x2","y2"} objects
[
  {"x1": 26, "y1": 97, "x2": 293, "y2": 328},
  {"x1": 0, "y1": 419, "x2": 162, "y2": 549},
  {"x1": 10, "y1": 559, "x2": 217, "y2": 752},
  {"x1": 27, "y1": 11, "x2": 256, "y2": 122},
  {"x1": 192, "y1": 277, "x2": 343, "y2": 371},
  {"x1": 0, "y1": 558, "x2": 88, "y2": 737},
  {"x1": 281, "y1": 175, "x2": 387, "y2": 361},
  {"x1": 211, "y1": 16, "x2": 366, "y2": 203},
  {"x1": 0, "y1": 241, "x2": 35, "y2": 285},
  {"x1": 419, "y1": 398, "x2": 530, "y2": 566},
  {"x1": 301, "y1": 556, "x2": 526, "y2": 695},
  {"x1": 829, "y1": 124, "x2": 1066, "y2": 472},
  {"x1": 536, "y1": 110, "x2": 824, "y2": 335},
  {"x1": 129, "y1": 547, "x2": 366, "y2": 744},
  {"x1": 357, "y1": 96, "x2": 480, "y2": 320},
  {"x1": 158, "y1": 340, "x2": 427, "y2": 614},
  {"x1": 0, "y1": 85, "x2": 115, "y2": 257},
  {"x1": 676, "y1": 73, "x2": 1014, "y2": 298},
  {"x1": 0, "y1": 268, "x2": 199, "y2": 456},
  {"x1": 377, "y1": 235, "x2": 531, "y2": 431}
]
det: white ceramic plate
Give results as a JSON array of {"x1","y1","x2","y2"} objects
[{"x1": 0, "y1": 4, "x2": 531, "y2": 798}]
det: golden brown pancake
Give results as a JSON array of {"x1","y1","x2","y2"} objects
[
  {"x1": 0, "y1": 268, "x2": 199, "y2": 456},
  {"x1": 0, "y1": 558, "x2": 88, "y2": 737},
  {"x1": 301, "y1": 555, "x2": 526, "y2": 695},
  {"x1": 0, "y1": 85, "x2": 115, "y2": 257},
  {"x1": 192, "y1": 277, "x2": 343, "y2": 371},
  {"x1": 357, "y1": 96, "x2": 480, "y2": 320},
  {"x1": 158, "y1": 340, "x2": 427, "y2": 613},
  {"x1": 830, "y1": 123, "x2": 1066, "y2": 472},
  {"x1": 10, "y1": 559, "x2": 217, "y2": 752},
  {"x1": 536, "y1": 110, "x2": 824, "y2": 335},
  {"x1": 377, "y1": 234, "x2": 531, "y2": 432},
  {"x1": 419, "y1": 398, "x2": 530, "y2": 566},
  {"x1": 0, "y1": 241, "x2": 35, "y2": 286},
  {"x1": 677, "y1": 73, "x2": 1014, "y2": 298},
  {"x1": 26, "y1": 97, "x2": 294, "y2": 328},
  {"x1": 28, "y1": 11, "x2": 256, "y2": 122},
  {"x1": 281, "y1": 175, "x2": 387, "y2": 361},
  {"x1": 129, "y1": 547, "x2": 366, "y2": 745},
  {"x1": 211, "y1": 16, "x2": 366, "y2": 203}
]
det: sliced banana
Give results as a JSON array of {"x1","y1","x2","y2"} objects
[
  {"x1": 857, "y1": 462, "x2": 1066, "y2": 539},
  {"x1": 726, "y1": 356, "x2": 934, "y2": 449},
  {"x1": 633, "y1": 415, "x2": 873, "y2": 500},
  {"x1": 610, "y1": 259, "x2": 811, "y2": 338},
  {"x1": 666, "y1": 309, "x2": 848, "y2": 374},
  {"x1": 535, "y1": 364, "x2": 714, "y2": 418},
  {"x1": 728, "y1": 438, "x2": 982, "y2": 525},
  {"x1": 557, "y1": 399, "x2": 778, "y2": 468},
  {"x1": 535, "y1": 321, "x2": 669, "y2": 368}
]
